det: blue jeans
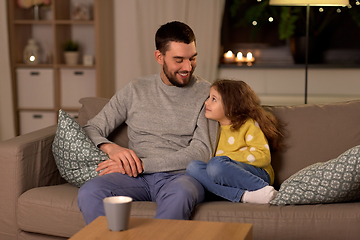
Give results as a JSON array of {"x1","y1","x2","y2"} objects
[
  {"x1": 186, "y1": 156, "x2": 270, "y2": 202},
  {"x1": 77, "y1": 172, "x2": 205, "y2": 224}
]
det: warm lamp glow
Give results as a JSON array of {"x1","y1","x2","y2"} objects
[
  {"x1": 223, "y1": 50, "x2": 235, "y2": 63},
  {"x1": 236, "y1": 52, "x2": 243, "y2": 59},
  {"x1": 269, "y1": 0, "x2": 349, "y2": 6},
  {"x1": 235, "y1": 52, "x2": 243, "y2": 63},
  {"x1": 246, "y1": 52, "x2": 253, "y2": 61},
  {"x1": 225, "y1": 50, "x2": 233, "y2": 58}
]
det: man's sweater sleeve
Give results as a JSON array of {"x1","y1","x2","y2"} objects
[{"x1": 142, "y1": 105, "x2": 218, "y2": 173}]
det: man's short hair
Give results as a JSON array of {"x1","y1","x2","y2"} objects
[{"x1": 155, "y1": 21, "x2": 196, "y2": 54}]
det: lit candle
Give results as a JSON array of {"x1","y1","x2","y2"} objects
[
  {"x1": 246, "y1": 52, "x2": 253, "y2": 61},
  {"x1": 235, "y1": 52, "x2": 243, "y2": 63},
  {"x1": 246, "y1": 52, "x2": 255, "y2": 66},
  {"x1": 223, "y1": 50, "x2": 235, "y2": 63}
]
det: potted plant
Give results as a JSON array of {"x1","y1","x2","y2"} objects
[{"x1": 63, "y1": 40, "x2": 79, "y2": 65}]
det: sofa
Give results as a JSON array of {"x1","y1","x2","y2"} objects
[{"x1": 1, "y1": 97, "x2": 360, "y2": 240}]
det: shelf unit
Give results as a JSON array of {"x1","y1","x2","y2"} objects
[{"x1": 7, "y1": 0, "x2": 114, "y2": 135}]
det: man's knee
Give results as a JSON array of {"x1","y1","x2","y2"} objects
[
  {"x1": 154, "y1": 174, "x2": 205, "y2": 220},
  {"x1": 78, "y1": 177, "x2": 105, "y2": 210},
  {"x1": 77, "y1": 177, "x2": 111, "y2": 224},
  {"x1": 172, "y1": 174, "x2": 205, "y2": 202},
  {"x1": 78, "y1": 179, "x2": 94, "y2": 204},
  {"x1": 77, "y1": 173, "x2": 125, "y2": 209}
]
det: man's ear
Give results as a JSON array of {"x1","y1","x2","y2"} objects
[{"x1": 154, "y1": 50, "x2": 163, "y2": 65}]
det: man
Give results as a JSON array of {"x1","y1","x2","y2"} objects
[{"x1": 77, "y1": 21, "x2": 217, "y2": 224}]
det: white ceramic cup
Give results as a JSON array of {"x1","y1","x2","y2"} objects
[{"x1": 103, "y1": 196, "x2": 132, "y2": 231}]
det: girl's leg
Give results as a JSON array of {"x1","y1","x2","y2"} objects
[
  {"x1": 241, "y1": 185, "x2": 277, "y2": 204},
  {"x1": 206, "y1": 156, "x2": 277, "y2": 204},
  {"x1": 186, "y1": 160, "x2": 244, "y2": 202},
  {"x1": 206, "y1": 156, "x2": 270, "y2": 190}
]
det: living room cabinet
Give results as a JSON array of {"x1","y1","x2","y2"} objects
[
  {"x1": 60, "y1": 69, "x2": 96, "y2": 109},
  {"x1": 19, "y1": 111, "x2": 56, "y2": 135},
  {"x1": 7, "y1": 0, "x2": 114, "y2": 135},
  {"x1": 16, "y1": 68, "x2": 55, "y2": 109}
]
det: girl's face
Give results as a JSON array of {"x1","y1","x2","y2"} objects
[{"x1": 205, "y1": 87, "x2": 231, "y2": 126}]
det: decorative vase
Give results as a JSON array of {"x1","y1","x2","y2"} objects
[
  {"x1": 64, "y1": 52, "x2": 79, "y2": 65},
  {"x1": 23, "y1": 39, "x2": 40, "y2": 64},
  {"x1": 33, "y1": 4, "x2": 40, "y2": 20}
]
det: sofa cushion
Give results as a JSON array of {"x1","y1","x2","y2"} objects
[
  {"x1": 52, "y1": 110, "x2": 109, "y2": 187},
  {"x1": 17, "y1": 184, "x2": 85, "y2": 238},
  {"x1": 17, "y1": 184, "x2": 156, "y2": 238},
  {"x1": 192, "y1": 201, "x2": 360, "y2": 240},
  {"x1": 270, "y1": 144, "x2": 360, "y2": 205},
  {"x1": 77, "y1": 97, "x2": 110, "y2": 127},
  {"x1": 78, "y1": 97, "x2": 129, "y2": 148},
  {"x1": 267, "y1": 100, "x2": 360, "y2": 188}
]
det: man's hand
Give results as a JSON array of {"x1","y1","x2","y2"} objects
[{"x1": 97, "y1": 143, "x2": 144, "y2": 177}]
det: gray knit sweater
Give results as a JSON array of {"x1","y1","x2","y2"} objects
[{"x1": 83, "y1": 73, "x2": 218, "y2": 173}]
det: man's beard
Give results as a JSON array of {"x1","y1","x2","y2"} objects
[{"x1": 163, "y1": 60, "x2": 194, "y2": 87}]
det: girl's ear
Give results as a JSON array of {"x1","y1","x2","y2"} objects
[{"x1": 154, "y1": 50, "x2": 163, "y2": 65}]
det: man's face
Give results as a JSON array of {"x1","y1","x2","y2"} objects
[{"x1": 157, "y1": 41, "x2": 197, "y2": 87}]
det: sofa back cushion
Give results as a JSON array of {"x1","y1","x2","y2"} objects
[
  {"x1": 77, "y1": 97, "x2": 360, "y2": 188},
  {"x1": 77, "y1": 97, "x2": 129, "y2": 148},
  {"x1": 267, "y1": 100, "x2": 360, "y2": 188}
]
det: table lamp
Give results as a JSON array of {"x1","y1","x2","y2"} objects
[{"x1": 269, "y1": 0, "x2": 349, "y2": 104}]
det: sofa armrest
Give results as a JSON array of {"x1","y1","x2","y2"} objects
[{"x1": 0, "y1": 125, "x2": 65, "y2": 238}]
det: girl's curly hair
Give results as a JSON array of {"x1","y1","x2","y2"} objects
[{"x1": 212, "y1": 79, "x2": 284, "y2": 151}]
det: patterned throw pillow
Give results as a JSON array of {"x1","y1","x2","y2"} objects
[
  {"x1": 52, "y1": 110, "x2": 109, "y2": 187},
  {"x1": 270, "y1": 145, "x2": 360, "y2": 205}
]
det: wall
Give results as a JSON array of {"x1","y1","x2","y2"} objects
[
  {"x1": 0, "y1": 0, "x2": 15, "y2": 141},
  {"x1": 113, "y1": 0, "x2": 225, "y2": 90}
]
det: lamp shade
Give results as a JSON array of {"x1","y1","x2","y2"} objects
[{"x1": 269, "y1": 0, "x2": 349, "y2": 6}]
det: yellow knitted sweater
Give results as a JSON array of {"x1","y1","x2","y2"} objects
[{"x1": 215, "y1": 118, "x2": 274, "y2": 184}]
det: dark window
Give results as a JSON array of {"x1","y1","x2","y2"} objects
[{"x1": 221, "y1": 0, "x2": 360, "y2": 64}]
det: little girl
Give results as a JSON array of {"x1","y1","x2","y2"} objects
[{"x1": 186, "y1": 79, "x2": 284, "y2": 204}]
